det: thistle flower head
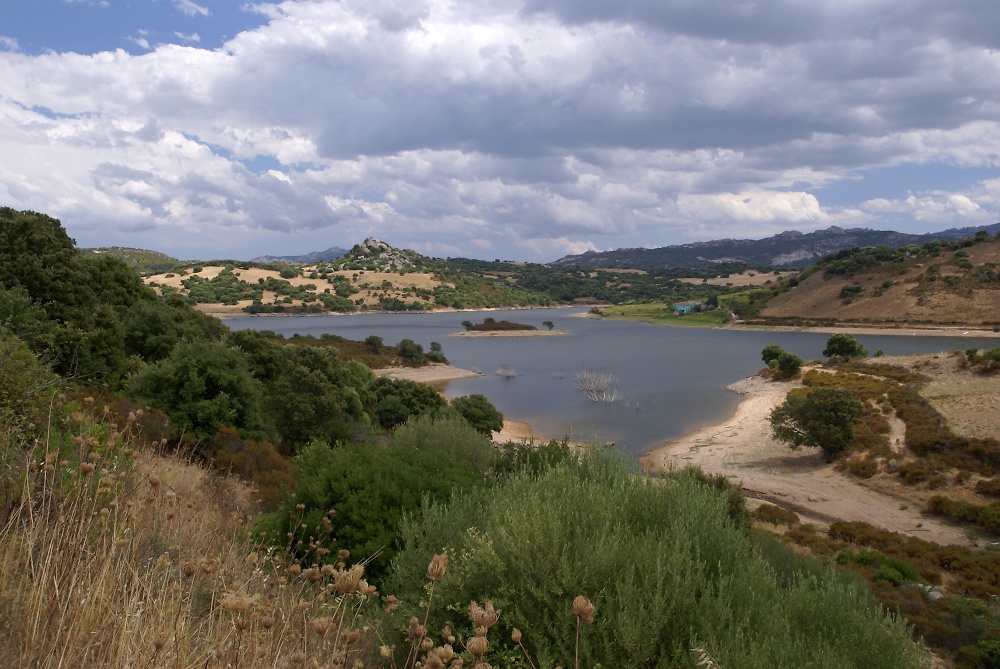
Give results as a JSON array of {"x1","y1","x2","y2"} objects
[
  {"x1": 467, "y1": 601, "x2": 500, "y2": 629},
  {"x1": 426, "y1": 553, "x2": 449, "y2": 581},
  {"x1": 572, "y1": 595, "x2": 595, "y2": 624},
  {"x1": 335, "y1": 564, "x2": 364, "y2": 593},
  {"x1": 466, "y1": 635, "x2": 488, "y2": 658}
]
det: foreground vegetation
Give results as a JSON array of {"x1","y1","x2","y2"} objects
[{"x1": 6, "y1": 207, "x2": 1000, "y2": 667}]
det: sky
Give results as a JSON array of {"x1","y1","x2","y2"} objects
[{"x1": 1, "y1": 0, "x2": 999, "y2": 262}]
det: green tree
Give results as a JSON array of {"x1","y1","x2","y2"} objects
[
  {"x1": 128, "y1": 341, "x2": 266, "y2": 439},
  {"x1": 761, "y1": 344, "x2": 785, "y2": 367},
  {"x1": 395, "y1": 338, "x2": 426, "y2": 366},
  {"x1": 542, "y1": 320, "x2": 555, "y2": 330},
  {"x1": 770, "y1": 387, "x2": 865, "y2": 461},
  {"x1": 265, "y1": 345, "x2": 371, "y2": 450},
  {"x1": 774, "y1": 351, "x2": 804, "y2": 379},
  {"x1": 823, "y1": 333, "x2": 868, "y2": 361},
  {"x1": 366, "y1": 376, "x2": 446, "y2": 429},
  {"x1": 452, "y1": 394, "x2": 504, "y2": 435}
]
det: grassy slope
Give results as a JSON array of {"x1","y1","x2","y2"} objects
[{"x1": 761, "y1": 239, "x2": 1000, "y2": 327}]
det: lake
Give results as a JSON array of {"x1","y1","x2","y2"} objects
[{"x1": 225, "y1": 308, "x2": 1000, "y2": 456}]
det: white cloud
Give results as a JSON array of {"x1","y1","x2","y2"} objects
[
  {"x1": 0, "y1": 0, "x2": 998, "y2": 260},
  {"x1": 677, "y1": 191, "x2": 829, "y2": 224},
  {"x1": 174, "y1": 0, "x2": 210, "y2": 18},
  {"x1": 0, "y1": 36, "x2": 18, "y2": 52},
  {"x1": 174, "y1": 32, "x2": 202, "y2": 44},
  {"x1": 862, "y1": 193, "x2": 991, "y2": 224}
]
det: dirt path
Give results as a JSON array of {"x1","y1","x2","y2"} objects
[{"x1": 640, "y1": 377, "x2": 973, "y2": 546}]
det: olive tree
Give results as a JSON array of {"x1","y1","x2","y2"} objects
[
  {"x1": 823, "y1": 333, "x2": 868, "y2": 361},
  {"x1": 770, "y1": 387, "x2": 865, "y2": 461}
]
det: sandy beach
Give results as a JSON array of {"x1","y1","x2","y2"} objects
[
  {"x1": 641, "y1": 376, "x2": 973, "y2": 546},
  {"x1": 728, "y1": 323, "x2": 1000, "y2": 338},
  {"x1": 375, "y1": 363, "x2": 484, "y2": 383}
]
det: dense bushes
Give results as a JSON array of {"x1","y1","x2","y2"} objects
[
  {"x1": 926, "y1": 496, "x2": 1000, "y2": 535},
  {"x1": 258, "y1": 417, "x2": 490, "y2": 583},
  {"x1": 451, "y1": 394, "x2": 504, "y2": 434},
  {"x1": 390, "y1": 453, "x2": 923, "y2": 669}
]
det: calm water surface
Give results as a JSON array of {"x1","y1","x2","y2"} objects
[{"x1": 226, "y1": 308, "x2": 1000, "y2": 456}]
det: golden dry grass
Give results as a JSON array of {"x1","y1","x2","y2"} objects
[
  {"x1": 0, "y1": 403, "x2": 561, "y2": 668},
  {"x1": 678, "y1": 271, "x2": 795, "y2": 287}
]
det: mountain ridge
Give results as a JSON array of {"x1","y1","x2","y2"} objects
[{"x1": 552, "y1": 223, "x2": 1000, "y2": 270}]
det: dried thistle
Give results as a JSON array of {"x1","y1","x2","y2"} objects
[
  {"x1": 467, "y1": 601, "x2": 500, "y2": 630},
  {"x1": 572, "y1": 596, "x2": 595, "y2": 624},
  {"x1": 408, "y1": 617, "x2": 427, "y2": 641},
  {"x1": 426, "y1": 554, "x2": 449, "y2": 582},
  {"x1": 335, "y1": 564, "x2": 364, "y2": 593},
  {"x1": 691, "y1": 648, "x2": 723, "y2": 669},
  {"x1": 466, "y1": 636, "x2": 488, "y2": 658},
  {"x1": 307, "y1": 616, "x2": 333, "y2": 636}
]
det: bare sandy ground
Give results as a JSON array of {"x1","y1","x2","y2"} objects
[
  {"x1": 730, "y1": 323, "x2": 1000, "y2": 338},
  {"x1": 375, "y1": 363, "x2": 483, "y2": 383},
  {"x1": 640, "y1": 376, "x2": 973, "y2": 546}
]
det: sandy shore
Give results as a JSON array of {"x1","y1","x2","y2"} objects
[
  {"x1": 729, "y1": 323, "x2": 1000, "y2": 338},
  {"x1": 375, "y1": 363, "x2": 484, "y2": 383},
  {"x1": 641, "y1": 376, "x2": 973, "y2": 546}
]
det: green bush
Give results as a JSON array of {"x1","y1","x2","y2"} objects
[
  {"x1": 387, "y1": 413, "x2": 495, "y2": 474},
  {"x1": 390, "y1": 453, "x2": 923, "y2": 669},
  {"x1": 753, "y1": 503, "x2": 800, "y2": 526},
  {"x1": 493, "y1": 439, "x2": 577, "y2": 478},
  {"x1": 257, "y1": 437, "x2": 486, "y2": 584},
  {"x1": 451, "y1": 394, "x2": 504, "y2": 435}
]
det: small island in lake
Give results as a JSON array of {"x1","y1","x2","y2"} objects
[{"x1": 453, "y1": 317, "x2": 567, "y2": 337}]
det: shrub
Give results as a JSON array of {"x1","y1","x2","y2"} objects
[
  {"x1": 387, "y1": 413, "x2": 495, "y2": 474},
  {"x1": 257, "y1": 437, "x2": 486, "y2": 584},
  {"x1": 975, "y1": 478, "x2": 1000, "y2": 498},
  {"x1": 391, "y1": 453, "x2": 923, "y2": 669},
  {"x1": 753, "y1": 503, "x2": 800, "y2": 526},
  {"x1": 451, "y1": 394, "x2": 504, "y2": 435},
  {"x1": 493, "y1": 439, "x2": 576, "y2": 478}
]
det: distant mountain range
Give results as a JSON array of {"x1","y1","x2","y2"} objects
[
  {"x1": 251, "y1": 246, "x2": 349, "y2": 264},
  {"x1": 551, "y1": 223, "x2": 1000, "y2": 270}
]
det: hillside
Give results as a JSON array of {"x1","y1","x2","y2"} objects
[
  {"x1": 552, "y1": 223, "x2": 1000, "y2": 270},
  {"x1": 145, "y1": 237, "x2": 554, "y2": 313},
  {"x1": 250, "y1": 245, "x2": 349, "y2": 264},
  {"x1": 80, "y1": 246, "x2": 180, "y2": 275},
  {"x1": 759, "y1": 234, "x2": 1000, "y2": 327}
]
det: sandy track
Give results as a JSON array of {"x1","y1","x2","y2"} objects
[{"x1": 641, "y1": 377, "x2": 973, "y2": 546}]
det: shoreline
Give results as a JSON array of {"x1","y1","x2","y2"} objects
[
  {"x1": 208, "y1": 305, "x2": 998, "y2": 339},
  {"x1": 723, "y1": 323, "x2": 1000, "y2": 338},
  {"x1": 641, "y1": 375, "x2": 973, "y2": 546}
]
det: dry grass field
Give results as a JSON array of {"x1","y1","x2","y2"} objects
[
  {"x1": 762, "y1": 240, "x2": 1000, "y2": 325},
  {"x1": 144, "y1": 265, "x2": 446, "y2": 310},
  {"x1": 678, "y1": 271, "x2": 796, "y2": 287}
]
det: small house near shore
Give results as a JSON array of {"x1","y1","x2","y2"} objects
[{"x1": 672, "y1": 300, "x2": 705, "y2": 314}]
